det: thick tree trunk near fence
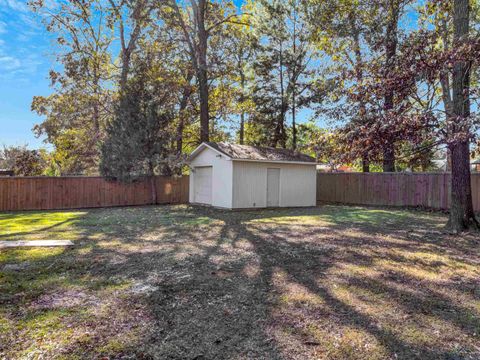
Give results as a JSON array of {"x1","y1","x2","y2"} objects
[
  {"x1": 448, "y1": 141, "x2": 478, "y2": 231},
  {"x1": 447, "y1": 0, "x2": 479, "y2": 232},
  {"x1": 382, "y1": 144, "x2": 396, "y2": 172},
  {"x1": 198, "y1": 67, "x2": 210, "y2": 143},
  {"x1": 382, "y1": 0, "x2": 399, "y2": 173},
  {"x1": 197, "y1": 0, "x2": 210, "y2": 143}
]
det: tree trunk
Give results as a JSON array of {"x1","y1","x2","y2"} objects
[
  {"x1": 383, "y1": 144, "x2": 395, "y2": 172},
  {"x1": 240, "y1": 112, "x2": 245, "y2": 145},
  {"x1": 446, "y1": 149, "x2": 452, "y2": 172},
  {"x1": 279, "y1": 40, "x2": 286, "y2": 148},
  {"x1": 119, "y1": 50, "x2": 131, "y2": 93},
  {"x1": 91, "y1": 63, "x2": 102, "y2": 172},
  {"x1": 239, "y1": 72, "x2": 245, "y2": 145},
  {"x1": 292, "y1": 4, "x2": 297, "y2": 150},
  {"x1": 150, "y1": 176, "x2": 157, "y2": 204},
  {"x1": 382, "y1": 0, "x2": 399, "y2": 172},
  {"x1": 362, "y1": 156, "x2": 370, "y2": 173},
  {"x1": 198, "y1": 67, "x2": 209, "y2": 143},
  {"x1": 292, "y1": 92, "x2": 296, "y2": 150},
  {"x1": 449, "y1": 141, "x2": 477, "y2": 231},
  {"x1": 176, "y1": 73, "x2": 194, "y2": 154},
  {"x1": 112, "y1": 0, "x2": 146, "y2": 94},
  {"x1": 350, "y1": 16, "x2": 368, "y2": 173},
  {"x1": 169, "y1": 0, "x2": 208, "y2": 143},
  {"x1": 92, "y1": 68, "x2": 100, "y2": 139},
  {"x1": 148, "y1": 161, "x2": 157, "y2": 204},
  {"x1": 448, "y1": 0, "x2": 478, "y2": 232},
  {"x1": 176, "y1": 111, "x2": 185, "y2": 154},
  {"x1": 197, "y1": 0, "x2": 209, "y2": 143}
]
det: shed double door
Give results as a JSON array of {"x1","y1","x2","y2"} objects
[{"x1": 266, "y1": 168, "x2": 280, "y2": 207}]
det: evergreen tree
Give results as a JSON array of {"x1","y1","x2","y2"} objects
[{"x1": 100, "y1": 61, "x2": 178, "y2": 202}]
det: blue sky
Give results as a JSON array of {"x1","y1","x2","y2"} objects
[
  {"x1": 0, "y1": 0, "x2": 421, "y2": 150},
  {"x1": 0, "y1": 0, "x2": 55, "y2": 149},
  {"x1": 0, "y1": 0, "x2": 248, "y2": 150}
]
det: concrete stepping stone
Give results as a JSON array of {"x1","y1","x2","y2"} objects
[{"x1": 0, "y1": 240, "x2": 74, "y2": 249}]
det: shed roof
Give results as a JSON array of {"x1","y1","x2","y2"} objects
[{"x1": 189, "y1": 142, "x2": 316, "y2": 164}]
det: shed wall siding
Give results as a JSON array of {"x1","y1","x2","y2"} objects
[
  {"x1": 232, "y1": 162, "x2": 316, "y2": 208},
  {"x1": 189, "y1": 148, "x2": 233, "y2": 208},
  {"x1": 232, "y1": 162, "x2": 268, "y2": 208}
]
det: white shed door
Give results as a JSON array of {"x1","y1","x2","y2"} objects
[
  {"x1": 266, "y1": 168, "x2": 280, "y2": 207},
  {"x1": 194, "y1": 166, "x2": 212, "y2": 205}
]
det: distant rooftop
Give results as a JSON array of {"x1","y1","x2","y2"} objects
[
  {"x1": 0, "y1": 169, "x2": 14, "y2": 176},
  {"x1": 202, "y1": 142, "x2": 316, "y2": 163}
]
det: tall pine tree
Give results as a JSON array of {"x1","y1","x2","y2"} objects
[
  {"x1": 250, "y1": 0, "x2": 315, "y2": 148},
  {"x1": 100, "y1": 61, "x2": 177, "y2": 203}
]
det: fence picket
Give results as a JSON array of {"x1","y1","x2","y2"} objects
[
  {"x1": 317, "y1": 173, "x2": 479, "y2": 211},
  {"x1": 0, "y1": 176, "x2": 189, "y2": 211}
]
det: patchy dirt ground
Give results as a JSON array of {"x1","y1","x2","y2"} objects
[{"x1": 0, "y1": 205, "x2": 479, "y2": 359}]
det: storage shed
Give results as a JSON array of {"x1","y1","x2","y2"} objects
[{"x1": 188, "y1": 142, "x2": 317, "y2": 209}]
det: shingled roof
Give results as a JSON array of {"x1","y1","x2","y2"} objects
[{"x1": 190, "y1": 142, "x2": 316, "y2": 163}]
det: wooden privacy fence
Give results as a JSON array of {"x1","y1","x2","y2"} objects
[
  {"x1": 317, "y1": 173, "x2": 480, "y2": 211},
  {"x1": 0, "y1": 176, "x2": 189, "y2": 211}
]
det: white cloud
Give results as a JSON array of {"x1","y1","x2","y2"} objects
[
  {"x1": 0, "y1": 0, "x2": 50, "y2": 82},
  {"x1": 19, "y1": 13, "x2": 41, "y2": 30},
  {"x1": 0, "y1": 0, "x2": 28, "y2": 12},
  {"x1": 16, "y1": 30, "x2": 37, "y2": 42},
  {"x1": 0, "y1": 53, "x2": 42, "y2": 81},
  {"x1": 0, "y1": 56, "x2": 21, "y2": 71},
  {"x1": 0, "y1": 21, "x2": 7, "y2": 34}
]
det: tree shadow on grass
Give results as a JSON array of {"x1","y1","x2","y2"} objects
[
  {"x1": 201, "y1": 207, "x2": 480, "y2": 359},
  {"x1": 1, "y1": 204, "x2": 479, "y2": 359},
  {"x1": 1, "y1": 206, "x2": 285, "y2": 358}
]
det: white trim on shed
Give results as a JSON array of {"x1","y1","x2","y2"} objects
[{"x1": 188, "y1": 142, "x2": 317, "y2": 209}]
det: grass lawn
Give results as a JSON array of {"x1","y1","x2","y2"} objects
[{"x1": 1, "y1": 205, "x2": 479, "y2": 359}]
